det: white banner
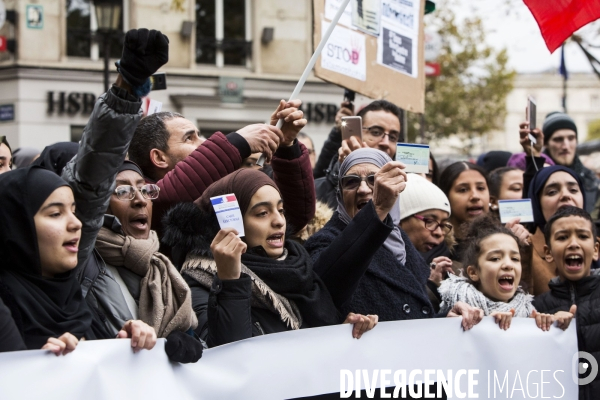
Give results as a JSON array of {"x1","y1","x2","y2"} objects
[{"x1": 0, "y1": 317, "x2": 580, "y2": 399}]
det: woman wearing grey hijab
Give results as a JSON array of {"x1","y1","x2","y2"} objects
[{"x1": 305, "y1": 148, "x2": 435, "y2": 321}]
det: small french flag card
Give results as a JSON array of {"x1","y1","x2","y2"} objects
[{"x1": 210, "y1": 194, "x2": 245, "y2": 237}]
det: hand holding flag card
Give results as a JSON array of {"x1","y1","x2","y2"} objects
[
  {"x1": 396, "y1": 143, "x2": 430, "y2": 173},
  {"x1": 498, "y1": 199, "x2": 534, "y2": 224},
  {"x1": 211, "y1": 194, "x2": 245, "y2": 237}
]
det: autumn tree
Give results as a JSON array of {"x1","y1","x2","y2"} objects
[{"x1": 408, "y1": 0, "x2": 516, "y2": 154}]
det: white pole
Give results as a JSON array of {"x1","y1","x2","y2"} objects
[{"x1": 256, "y1": 0, "x2": 351, "y2": 166}]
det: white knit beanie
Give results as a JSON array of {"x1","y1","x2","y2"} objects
[{"x1": 399, "y1": 173, "x2": 451, "y2": 220}]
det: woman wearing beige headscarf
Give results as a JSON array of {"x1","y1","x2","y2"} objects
[{"x1": 88, "y1": 160, "x2": 202, "y2": 363}]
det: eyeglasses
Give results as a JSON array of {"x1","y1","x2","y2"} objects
[
  {"x1": 340, "y1": 174, "x2": 376, "y2": 190},
  {"x1": 362, "y1": 126, "x2": 401, "y2": 143},
  {"x1": 114, "y1": 184, "x2": 160, "y2": 201},
  {"x1": 412, "y1": 215, "x2": 453, "y2": 234}
]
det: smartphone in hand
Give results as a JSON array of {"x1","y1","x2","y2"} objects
[
  {"x1": 341, "y1": 116, "x2": 362, "y2": 141},
  {"x1": 527, "y1": 96, "x2": 537, "y2": 144}
]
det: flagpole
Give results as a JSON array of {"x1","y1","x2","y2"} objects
[
  {"x1": 561, "y1": 44, "x2": 568, "y2": 113},
  {"x1": 256, "y1": 0, "x2": 352, "y2": 166}
]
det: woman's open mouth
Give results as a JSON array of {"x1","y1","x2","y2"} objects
[
  {"x1": 63, "y1": 238, "x2": 79, "y2": 253},
  {"x1": 466, "y1": 206, "x2": 483, "y2": 217},
  {"x1": 130, "y1": 215, "x2": 148, "y2": 230},
  {"x1": 266, "y1": 233, "x2": 284, "y2": 248},
  {"x1": 497, "y1": 275, "x2": 514, "y2": 291},
  {"x1": 356, "y1": 199, "x2": 369, "y2": 211}
]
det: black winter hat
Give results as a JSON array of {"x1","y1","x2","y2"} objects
[{"x1": 542, "y1": 112, "x2": 577, "y2": 144}]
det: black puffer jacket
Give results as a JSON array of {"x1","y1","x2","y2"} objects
[
  {"x1": 163, "y1": 203, "x2": 341, "y2": 348},
  {"x1": 533, "y1": 272, "x2": 600, "y2": 400},
  {"x1": 305, "y1": 201, "x2": 434, "y2": 321},
  {"x1": 314, "y1": 155, "x2": 340, "y2": 210}
]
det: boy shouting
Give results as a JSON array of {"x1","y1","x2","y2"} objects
[{"x1": 533, "y1": 206, "x2": 600, "y2": 399}]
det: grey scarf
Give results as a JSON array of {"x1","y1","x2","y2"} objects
[
  {"x1": 337, "y1": 148, "x2": 406, "y2": 264},
  {"x1": 438, "y1": 274, "x2": 535, "y2": 317}
]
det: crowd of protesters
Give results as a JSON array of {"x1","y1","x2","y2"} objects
[{"x1": 0, "y1": 28, "x2": 599, "y2": 399}]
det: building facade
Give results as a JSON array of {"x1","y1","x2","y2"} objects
[
  {"x1": 431, "y1": 72, "x2": 600, "y2": 157},
  {"x1": 0, "y1": 0, "x2": 351, "y2": 154},
  {"x1": 493, "y1": 72, "x2": 600, "y2": 153}
]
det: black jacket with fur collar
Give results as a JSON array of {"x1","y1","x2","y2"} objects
[
  {"x1": 163, "y1": 202, "x2": 341, "y2": 347},
  {"x1": 533, "y1": 271, "x2": 600, "y2": 400}
]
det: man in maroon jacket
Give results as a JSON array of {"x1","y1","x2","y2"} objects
[{"x1": 128, "y1": 100, "x2": 315, "y2": 244}]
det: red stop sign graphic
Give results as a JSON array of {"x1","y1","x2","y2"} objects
[{"x1": 0, "y1": 36, "x2": 6, "y2": 52}]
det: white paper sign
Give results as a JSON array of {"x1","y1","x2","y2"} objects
[
  {"x1": 351, "y1": 0, "x2": 381, "y2": 36},
  {"x1": 0, "y1": 318, "x2": 579, "y2": 399},
  {"x1": 498, "y1": 199, "x2": 535, "y2": 224},
  {"x1": 321, "y1": 21, "x2": 367, "y2": 81},
  {"x1": 396, "y1": 143, "x2": 430, "y2": 173},
  {"x1": 147, "y1": 99, "x2": 163, "y2": 115},
  {"x1": 378, "y1": 0, "x2": 420, "y2": 77},
  {"x1": 325, "y1": 0, "x2": 354, "y2": 28},
  {"x1": 211, "y1": 194, "x2": 245, "y2": 236},
  {"x1": 377, "y1": 22, "x2": 417, "y2": 77}
]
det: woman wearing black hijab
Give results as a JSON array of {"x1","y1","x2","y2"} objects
[
  {"x1": 526, "y1": 165, "x2": 588, "y2": 295},
  {"x1": 0, "y1": 165, "x2": 158, "y2": 354},
  {"x1": 0, "y1": 166, "x2": 92, "y2": 353},
  {"x1": 32, "y1": 142, "x2": 79, "y2": 176}
]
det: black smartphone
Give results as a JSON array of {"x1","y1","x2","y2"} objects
[
  {"x1": 527, "y1": 96, "x2": 537, "y2": 144},
  {"x1": 344, "y1": 89, "x2": 355, "y2": 103},
  {"x1": 150, "y1": 73, "x2": 167, "y2": 91}
]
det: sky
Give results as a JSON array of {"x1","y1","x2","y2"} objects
[{"x1": 448, "y1": 0, "x2": 600, "y2": 74}]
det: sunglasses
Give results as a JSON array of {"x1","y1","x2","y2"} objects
[
  {"x1": 114, "y1": 184, "x2": 160, "y2": 201},
  {"x1": 340, "y1": 174, "x2": 376, "y2": 190}
]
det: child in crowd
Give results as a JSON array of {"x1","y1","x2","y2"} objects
[
  {"x1": 439, "y1": 215, "x2": 569, "y2": 331},
  {"x1": 438, "y1": 162, "x2": 490, "y2": 263},
  {"x1": 488, "y1": 166, "x2": 524, "y2": 210},
  {"x1": 440, "y1": 162, "x2": 529, "y2": 265},
  {"x1": 533, "y1": 206, "x2": 599, "y2": 399}
]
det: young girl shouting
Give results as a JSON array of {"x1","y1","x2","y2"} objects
[{"x1": 438, "y1": 215, "x2": 566, "y2": 331}]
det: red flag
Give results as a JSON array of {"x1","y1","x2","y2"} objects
[{"x1": 523, "y1": 0, "x2": 600, "y2": 53}]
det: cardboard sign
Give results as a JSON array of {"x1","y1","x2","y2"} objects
[{"x1": 314, "y1": 0, "x2": 425, "y2": 113}]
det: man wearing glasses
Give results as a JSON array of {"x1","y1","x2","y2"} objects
[
  {"x1": 315, "y1": 100, "x2": 403, "y2": 208},
  {"x1": 399, "y1": 173, "x2": 455, "y2": 312}
]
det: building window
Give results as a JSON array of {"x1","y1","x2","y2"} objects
[
  {"x1": 196, "y1": 0, "x2": 251, "y2": 67},
  {"x1": 66, "y1": 0, "x2": 91, "y2": 57},
  {"x1": 591, "y1": 94, "x2": 600, "y2": 111},
  {"x1": 66, "y1": 0, "x2": 124, "y2": 59}
]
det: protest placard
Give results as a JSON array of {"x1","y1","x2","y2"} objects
[{"x1": 315, "y1": 0, "x2": 426, "y2": 113}]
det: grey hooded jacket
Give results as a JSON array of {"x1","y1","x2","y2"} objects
[
  {"x1": 61, "y1": 85, "x2": 142, "y2": 271},
  {"x1": 61, "y1": 86, "x2": 142, "y2": 338}
]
